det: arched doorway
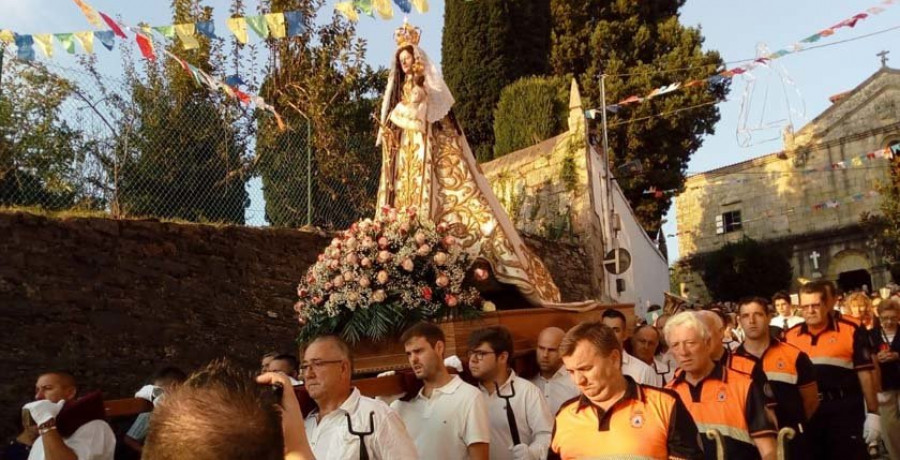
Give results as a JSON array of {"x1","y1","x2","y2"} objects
[
  {"x1": 828, "y1": 249, "x2": 873, "y2": 293},
  {"x1": 838, "y1": 269, "x2": 873, "y2": 293}
]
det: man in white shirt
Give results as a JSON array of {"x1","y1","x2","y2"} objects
[
  {"x1": 530, "y1": 327, "x2": 579, "y2": 414},
  {"x1": 391, "y1": 322, "x2": 490, "y2": 460},
  {"x1": 468, "y1": 326, "x2": 552, "y2": 460},
  {"x1": 770, "y1": 291, "x2": 804, "y2": 332},
  {"x1": 26, "y1": 372, "x2": 115, "y2": 460},
  {"x1": 600, "y1": 309, "x2": 662, "y2": 386},
  {"x1": 302, "y1": 335, "x2": 417, "y2": 459}
]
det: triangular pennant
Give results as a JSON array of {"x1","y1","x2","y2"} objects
[
  {"x1": 99, "y1": 12, "x2": 127, "y2": 38},
  {"x1": 0, "y1": 30, "x2": 14, "y2": 44},
  {"x1": 15, "y1": 34, "x2": 35, "y2": 61},
  {"x1": 354, "y1": 0, "x2": 375, "y2": 17},
  {"x1": 335, "y1": 2, "x2": 360, "y2": 22},
  {"x1": 33, "y1": 34, "x2": 54, "y2": 58},
  {"x1": 135, "y1": 32, "x2": 156, "y2": 60},
  {"x1": 225, "y1": 75, "x2": 246, "y2": 87},
  {"x1": 221, "y1": 84, "x2": 235, "y2": 98},
  {"x1": 393, "y1": 0, "x2": 412, "y2": 14},
  {"x1": 234, "y1": 89, "x2": 251, "y2": 104},
  {"x1": 73, "y1": 0, "x2": 104, "y2": 28},
  {"x1": 94, "y1": 30, "x2": 115, "y2": 51},
  {"x1": 246, "y1": 15, "x2": 270, "y2": 39},
  {"x1": 411, "y1": 0, "x2": 428, "y2": 13},
  {"x1": 74, "y1": 31, "x2": 94, "y2": 53},
  {"x1": 800, "y1": 33, "x2": 822, "y2": 43},
  {"x1": 226, "y1": 17, "x2": 249, "y2": 44},
  {"x1": 174, "y1": 23, "x2": 200, "y2": 50},
  {"x1": 154, "y1": 25, "x2": 176, "y2": 38},
  {"x1": 284, "y1": 11, "x2": 306, "y2": 37},
  {"x1": 196, "y1": 20, "x2": 217, "y2": 39},
  {"x1": 264, "y1": 13, "x2": 286, "y2": 39},
  {"x1": 55, "y1": 33, "x2": 76, "y2": 54}
]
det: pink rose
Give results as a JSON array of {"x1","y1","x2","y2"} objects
[
  {"x1": 437, "y1": 222, "x2": 449, "y2": 234},
  {"x1": 445, "y1": 294, "x2": 458, "y2": 308},
  {"x1": 422, "y1": 286, "x2": 433, "y2": 301},
  {"x1": 417, "y1": 244, "x2": 431, "y2": 257},
  {"x1": 317, "y1": 254, "x2": 325, "y2": 262},
  {"x1": 342, "y1": 271, "x2": 354, "y2": 282},
  {"x1": 333, "y1": 276, "x2": 344, "y2": 288},
  {"x1": 307, "y1": 274, "x2": 316, "y2": 284},
  {"x1": 399, "y1": 222, "x2": 410, "y2": 235},
  {"x1": 372, "y1": 289, "x2": 387, "y2": 303},
  {"x1": 347, "y1": 292, "x2": 360, "y2": 303},
  {"x1": 436, "y1": 274, "x2": 450, "y2": 288},
  {"x1": 359, "y1": 221, "x2": 370, "y2": 233},
  {"x1": 406, "y1": 207, "x2": 418, "y2": 218},
  {"x1": 345, "y1": 253, "x2": 359, "y2": 266},
  {"x1": 293, "y1": 301, "x2": 305, "y2": 313},
  {"x1": 328, "y1": 260, "x2": 340, "y2": 271},
  {"x1": 331, "y1": 237, "x2": 342, "y2": 248},
  {"x1": 325, "y1": 280, "x2": 334, "y2": 290},
  {"x1": 377, "y1": 250, "x2": 392, "y2": 264},
  {"x1": 402, "y1": 258, "x2": 415, "y2": 272},
  {"x1": 350, "y1": 222, "x2": 359, "y2": 232},
  {"x1": 474, "y1": 267, "x2": 489, "y2": 281},
  {"x1": 312, "y1": 296, "x2": 324, "y2": 305},
  {"x1": 376, "y1": 270, "x2": 389, "y2": 285},
  {"x1": 297, "y1": 316, "x2": 307, "y2": 325},
  {"x1": 345, "y1": 237, "x2": 358, "y2": 251},
  {"x1": 361, "y1": 236, "x2": 375, "y2": 249},
  {"x1": 361, "y1": 257, "x2": 373, "y2": 268},
  {"x1": 433, "y1": 252, "x2": 449, "y2": 266},
  {"x1": 297, "y1": 286, "x2": 309, "y2": 298},
  {"x1": 415, "y1": 232, "x2": 427, "y2": 246},
  {"x1": 442, "y1": 235, "x2": 455, "y2": 249},
  {"x1": 359, "y1": 276, "x2": 371, "y2": 288},
  {"x1": 378, "y1": 236, "x2": 390, "y2": 249}
]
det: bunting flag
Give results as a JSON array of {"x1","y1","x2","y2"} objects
[
  {"x1": 174, "y1": 23, "x2": 200, "y2": 50},
  {"x1": 411, "y1": 0, "x2": 428, "y2": 13},
  {"x1": 0, "y1": 30, "x2": 14, "y2": 44},
  {"x1": 99, "y1": 12, "x2": 127, "y2": 38},
  {"x1": 335, "y1": 2, "x2": 360, "y2": 22},
  {"x1": 393, "y1": 0, "x2": 412, "y2": 14},
  {"x1": 226, "y1": 17, "x2": 249, "y2": 44},
  {"x1": 94, "y1": 30, "x2": 115, "y2": 51},
  {"x1": 354, "y1": 0, "x2": 375, "y2": 17},
  {"x1": 72, "y1": 0, "x2": 104, "y2": 28},
  {"x1": 135, "y1": 32, "x2": 155, "y2": 60},
  {"x1": 15, "y1": 34, "x2": 35, "y2": 61},
  {"x1": 225, "y1": 75, "x2": 246, "y2": 87},
  {"x1": 196, "y1": 20, "x2": 217, "y2": 39},
  {"x1": 33, "y1": 34, "x2": 54, "y2": 58},
  {"x1": 55, "y1": 33, "x2": 76, "y2": 54},
  {"x1": 284, "y1": 11, "x2": 305, "y2": 37},
  {"x1": 264, "y1": 13, "x2": 286, "y2": 39},
  {"x1": 74, "y1": 31, "x2": 94, "y2": 53},
  {"x1": 154, "y1": 25, "x2": 176, "y2": 39},
  {"x1": 373, "y1": 0, "x2": 394, "y2": 19},
  {"x1": 246, "y1": 15, "x2": 270, "y2": 39}
]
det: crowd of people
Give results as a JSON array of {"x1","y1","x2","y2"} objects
[{"x1": 4, "y1": 279, "x2": 900, "y2": 459}]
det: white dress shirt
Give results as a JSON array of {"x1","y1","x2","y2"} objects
[
  {"x1": 391, "y1": 375, "x2": 490, "y2": 460},
  {"x1": 622, "y1": 350, "x2": 662, "y2": 387},
  {"x1": 770, "y1": 315, "x2": 805, "y2": 330},
  {"x1": 654, "y1": 351, "x2": 678, "y2": 385},
  {"x1": 305, "y1": 387, "x2": 417, "y2": 460},
  {"x1": 530, "y1": 365, "x2": 580, "y2": 414},
  {"x1": 29, "y1": 420, "x2": 116, "y2": 460},
  {"x1": 478, "y1": 370, "x2": 553, "y2": 460}
]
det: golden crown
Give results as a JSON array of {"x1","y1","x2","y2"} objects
[{"x1": 394, "y1": 20, "x2": 421, "y2": 48}]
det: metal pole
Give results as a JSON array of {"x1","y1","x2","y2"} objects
[
  {"x1": 306, "y1": 118, "x2": 312, "y2": 227},
  {"x1": 599, "y1": 74, "x2": 614, "y2": 249}
]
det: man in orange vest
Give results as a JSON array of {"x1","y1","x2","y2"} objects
[
  {"x1": 785, "y1": 280, "x2": 881, "y2": 459},
  {"x1": 548, "y1": 321, "x2": 702, "y2": 459},
  {"x1": 665, "y1": 311, "x2": 777, "y2": 459},
  {"x1": 731, "y1": 296, "x2": 819, "y2": 459}
]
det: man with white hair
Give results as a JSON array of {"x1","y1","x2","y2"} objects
[
  {"x1": 665, "y1": 312, "x2": 777, "y2": 459},
  {"x1": 696, "y1": 310, "x2": 730, "y2": 366}
]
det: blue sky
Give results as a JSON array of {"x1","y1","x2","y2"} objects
[{"x1": 3, "y1": 0, "x2": 897, "y2": 262}]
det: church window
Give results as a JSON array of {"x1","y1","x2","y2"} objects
[{"x1": 716, "y1": 210, "x2": 742, "y2": 234}]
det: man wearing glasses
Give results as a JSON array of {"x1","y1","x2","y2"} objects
[
  {"x1": 391, "y1": 322, "x2": 491, "y2": 460},
  {"x1": 301, "y1": 335, "x2": 418, "y2": 459},
  {"x1": 467, "y1": 326, "x2": 552, "y2": 460},
  {"x1": 785, "y1": 280, "x2": 881, "y2": 459}
]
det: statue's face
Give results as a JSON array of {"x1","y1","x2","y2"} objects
[{"x1": 399, "y1": 49, "x2": 414, "y2": 75}]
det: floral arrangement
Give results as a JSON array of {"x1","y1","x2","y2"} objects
[{"x1": 294, "y1": 206, "x2": 483, "y2": 344}]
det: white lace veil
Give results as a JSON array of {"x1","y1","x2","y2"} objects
[{"x1": 376, "y1": 44, "x2": 455, "y2": 146}]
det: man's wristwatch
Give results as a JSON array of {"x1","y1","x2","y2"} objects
[{"x1": 38, "y1": 418, "x2": 57, "y2": 435}]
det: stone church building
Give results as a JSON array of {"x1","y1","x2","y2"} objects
[{"x1": 674, "y1": 66, "x2": 900, "y2": 302}]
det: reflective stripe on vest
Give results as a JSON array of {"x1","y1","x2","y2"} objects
[
  {"x1": 697, "y1": 422, "x2": 754, "y2": 445},
  {"x1": 810, "y1": 356, "x2": 853, "y2": 369},
  {"x1": 764, "y1": 371, "x2": 798, "y2": 384}
]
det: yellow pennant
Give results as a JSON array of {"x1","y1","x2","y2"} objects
[
  {"x1": 374, "y1": 0, "x2": 394, "y2": 19},
  {"x1": 335, "y1": 2, "x2": 359, "y2": 22},
  {"x1": 174, "y1": 23, "x2": 200, "y2": 50},
  {"x1": 411, "y1": 0, "x2": 428, "y2": 13},
  {"x1": 265, "y1": 13, "x2": 286, "y2": 39},
  {"x1": 72, "y1": 0, "x2": 104, "y2": 28},
  {"x1": 0, "y1": 30, "x2": 14, "y2": 44},
  {"x1": 74, "y1": 31, "x2": 94, "y2": 54},
  {"x1": 33, "y1": 34, "x2": 54, "y2": 57},
  {"x1": 227, "y1": 17, "x2": 249, "y2": 44}
]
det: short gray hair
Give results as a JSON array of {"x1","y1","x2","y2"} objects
[{"x1": 663, "y1": 311, "x2": 711, "y2": 344}]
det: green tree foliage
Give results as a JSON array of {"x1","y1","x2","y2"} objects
[
  {"x1": 0, "y1": 60, "x2": 97, "y2": 210},
  {"x1": 258, "y1": 0, "x2": 384, "y2": 229},
  {"x1": 443, "y1": 0, "x2": 551, "y2": 162},
  {"x1": 550, "y1": 0, "x2": 728, "y2": 234},
  {"x1": 700, "y1": 237, "x2": 792, "y2": 302},
  {"x1": 493, "y1": 75, "x2": 570, "y2": 158},
  {"x1": 117, "y1": 0, "x2": 249, "y2": 223},
  {"x1": 862, "y1": 156, "x2": 900, "y2": 280}
]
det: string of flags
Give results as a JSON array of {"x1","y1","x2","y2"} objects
[
  {"x1": 584, "y1": 0, "x2": 898, "y2": 119},
  {"x1": 335, "y1": 0, "x2": 428, "y2": 22}
]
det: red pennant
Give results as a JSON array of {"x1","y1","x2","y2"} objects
[
  {"x1": 234, "y1": 89, "x2": 251, "y2": 104},
  {"x1": 135, "y1": 33, "x2": 155, "y2": 60},
  {"x1": 99, "y1": 12, "x2": 127, "y2": 38}
]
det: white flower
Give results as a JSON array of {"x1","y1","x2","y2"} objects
[
  {"x1": 417, "y1": 244, "x2": 431, "y2": 257},
  {"x1": 402, "y1": 258, "x2": 415, "y2": 272},
  {"x1": 359, "y1": 276, "x2": 371, "y2": 288},
  {"x1": 415, "y1": 232, "x2": 427, "y2": 245},
  {"x1": 436, "y1": 273, "x2": 450, "y2": 288},
  {"x1": 434, "y1": 252, "x2": 449, "y2": 266},
  {"x1": 333, "y1": 276, "x2": 344, "y2": 288},
  {"x1": 373, "y1": 289, "x2": 387, "y2": 303},
  {"x1": 342, "y1": 271, "x2": 354, "y2": 282},
  {"x1": 482, "y1": 301, "x2": 497, "y2": 312},
  {"x1": 376, "y1": 270, "x2": 389, "y2": 285},
  {"x1": 361, "y1": 257, "x2": 373, "y2": 268},
  {"x1": 377, "y1": 250, "x2": 392, "y2": 264}
]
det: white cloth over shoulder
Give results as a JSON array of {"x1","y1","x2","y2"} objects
[
  {"x1": 478, "y1": 371, "x2": 552, "y2": 460},
  {"x1": 28, "y1": 419, "x2": 116, "y2": 460}
]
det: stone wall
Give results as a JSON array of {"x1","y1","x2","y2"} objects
[{"x1": 0, "y1": 211, "x2": 330, "y2": 439}]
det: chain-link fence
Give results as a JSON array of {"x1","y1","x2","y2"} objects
[{"x1": 0, "y1": 50, "x2": 378, "y2": 230}]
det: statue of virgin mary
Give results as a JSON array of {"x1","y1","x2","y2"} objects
[{"x1": 376, "y1": 22, "x2": 596, "y2": 311}]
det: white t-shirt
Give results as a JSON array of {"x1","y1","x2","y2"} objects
[
  {"x1": 391, "y1": 375, "x2": 490, "y2": 460},
  {"x1": 29, "y1": 419, "x2": 115, "y2": 460},
  {"x1": 305, "y1": 387, "x2": 418, "y2": 460},
  {"x1": 478, "y1": 371, "x2": 553, "y2": 460},
  {"x1": 622, "y1": 350, "x2": 663, "y2": 387},
  {"x1": 529, "y1": 366, "x2": 580, "y2": 415}
]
